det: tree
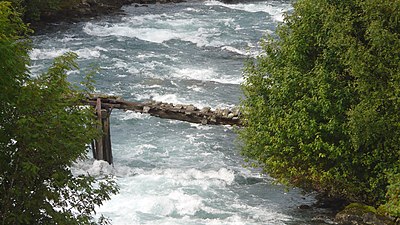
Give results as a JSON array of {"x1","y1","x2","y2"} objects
[
  {"x1": 240, "y1": 0, "x2": 400, "y2": 209},
  {"x1": 1, "y1": 0, "x2": 81, "y2": 22},
  {"x1": 0, "y1": 2, "x2": 118, "y2": 224}
]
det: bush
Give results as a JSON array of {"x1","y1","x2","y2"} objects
[
  {"x1": 0, "y1": 3, "x2": 118, "y2": 224},
  {"x1": 1, "y1": 0, "x2": 81, "y2": 22},
  {"x1": 240, "y1": 0, "x2": 400, "y2": 208},
  {"x1": 380, "y1": 173, "x2": 400, "y2": 217}
]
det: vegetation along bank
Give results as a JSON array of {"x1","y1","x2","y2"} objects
[
  {"x1": 4, "y1": 0, "x2": 184, "y2": 29},
  {"x1": 0, "y1": 1, "x2": 120, "y2": 224},
  {"x1": 1, "y1": 0, "x2": 399, "y2": 223},
  {"x1": 240, "y1": 0, "x2": 400, "y2": 223}
]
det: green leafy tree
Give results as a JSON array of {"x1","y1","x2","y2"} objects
[
  {"x1": 0, "y1": 2, "x2": 118, "y2": 224},
  {"x1": 380, "y1": 173, "x2": 400, "y2": 217},
  {"x1": 240, "y1": 0, "x2": 400, "y2": 209},
  {"x1": 1, "y1": 0, "x2": 81, "y2": 22}
]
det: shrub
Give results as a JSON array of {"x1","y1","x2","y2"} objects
[
  {"x1": 0, "y1": 3, "x2": 118, "y2": 224},
  {"x1": 240, "y1": 0, "x2": 400, "y2": 208}
]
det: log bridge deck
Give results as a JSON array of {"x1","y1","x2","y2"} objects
[{"x1": 85, "y1": 95, "x2": 242, "y2": 164}]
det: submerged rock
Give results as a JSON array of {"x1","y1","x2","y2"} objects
[{"x1": 298, "y1": 204, "x2": 312, "y2": 210}]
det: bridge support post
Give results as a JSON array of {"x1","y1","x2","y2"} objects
[{"x1": 93, "y1": 98, "x2": 113, "y2": 164}]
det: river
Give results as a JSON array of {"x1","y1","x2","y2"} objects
[{"x1": 29, "y1": 0, "x2": 334, "y2": 224}]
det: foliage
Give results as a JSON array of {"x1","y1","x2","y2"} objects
[
  {"x1": 1, "y1": 0, "x2": 81, "y2": 22},
  {"x1": 380, "y1": 173, "x2": 400, "y2": 217},
  {"x1": 0, "y1": 2, "x2": 118, "y2": 224},
  {"x1": 0, "y1": 1, "x2": 30, "y2": 103},
  {"x1": 0, "y1": 1, "x2": 30, "y2": 175},
  {"x1": 240, "y1": 0, "x2": 400, "y2": 208}
]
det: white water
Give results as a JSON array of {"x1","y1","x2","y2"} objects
[{"x1": 30, "y1": 0, "x2": 334, "y2": 224}]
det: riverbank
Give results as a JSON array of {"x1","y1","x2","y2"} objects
[{"x1": 30, "y1": 0, "x2": 185, "y2": 31}]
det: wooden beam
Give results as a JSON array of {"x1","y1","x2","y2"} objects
[
  {"x1": 84, "y1": 96, "x2": 242, "y2": 126},
  {"x1": 102, "y1": 109, "x2": 113, "y2": 164},
  {"x1": 95, "y1": 98, "x2": 104, "y2": 161}
]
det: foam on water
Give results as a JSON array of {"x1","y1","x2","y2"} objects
[
  {"x1": 29, "y1": 46, "x2": 106, "y2": 60},
  {"x1": 119, "y1": 111, "x2": 152, "y2": 120},
  {"x1": 59, "y1": 34, "x2": 83, "y2": 43},
  {"x1": 173, "y1": 67, "x2": 243, "y2": 84},
  {"x1": 205, "y1": 0, "x2": 292, "y2": 22},
  {"x1": 27, "y1": 64, "x2": 45, "y2": 77},
  {"x1": 83, "y1": 23, "x2": 222, "y2": 47},
  {"x1": 83, "y1": 23, "x2": 177, "y2": 43},
  {"x1": 120, "y1": 13, "x2": 172, "y2": 24},
  {"x1": 187, "y1": 85, "x2": 203, "y2": 92},
  {"x1": 82, "y1": 11, "x2": 239, "y2": 48},
  {"x1": 153, "y1": 167, "x2": 235, "y2": 186},
  {"x1": 93, "y1": 165, "x2": 292, "y2": 225},
  {"x1": 221, "y1": 46, "x2": 248, "y2": 56},
  {"x1": 72, "y1": 160, "x2": 115, "y2": 176},
  {"x1": 29, "y1": 48, "x2": 69, "y2": 60}
]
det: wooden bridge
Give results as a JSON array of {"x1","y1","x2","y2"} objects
[{"x1": 85, "y1": 95, "x2": 242, "y2": 164}]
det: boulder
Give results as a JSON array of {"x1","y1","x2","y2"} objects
[
  {"x1": 174, "y1": 104, "x2": 183, "y2": 110},
  {"x1": 186, "y1": 105, "x2": 197, "y2": 111},
  {"x1": 143, "y1": 106, "x2": 151, "y2": 113},
  {"x1": 222, "y1": 109, "x2": 230, "y2": 117},
  {"x1": 232, "y1": 107, "x2": 240, "y2": 116},
  {"x1": 335, "y1": 203, "x2": 394, "y2": 225},
  {"x1": 201, "y1": 107, "x2": 211, "y2": 113}
]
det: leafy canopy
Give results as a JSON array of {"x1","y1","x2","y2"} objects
[
  {"x1": 0, "y1": 2, "x2": 118, "y2": 224},
  {"x1": 0, "y1": 0, "x2": 81, "y2": 22},
  {"x1": 240, "y1": 0, "x2": 400, "y2": 208}
]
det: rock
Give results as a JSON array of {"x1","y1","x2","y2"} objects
[
  {"x1": 143, "y1": 106, "x2": 151, "y2": 113},
  {"x1": 174, "y1": 104, "x2": 183, "y2": 110},
  {"x1": 335, "y1": 203, "x2": 395, "y2": 225},
  {"x1": 314, "y1": 195, "x2": 348, "y2": 209},
  {"x1": 141, "y1": 0, "x2": 156, "y2": 3},
  {"x1": 201, "y1": 107, "x2": 211, "y2": 113},
  {"x1": 232, "y1": 107, "x2": 240, "y2": 116},
  {"x1": 186, "y1": 105, "x2": 197, "y2": 111},
  {"x1": 222, "y1": 109, "x2": 230, "y2": 117},
  {"x1": 227, "y1": 113, "x2": 234, "y2": 119},
  {"x1": 210, "y1": 115, "x2": 217, "y2": 123},
  {"x1": 298, "y1": 204, "x2": 312, "y2": 210},
  {"x1": 312, "y1": 215, "x2": 335, "y2": 224}
]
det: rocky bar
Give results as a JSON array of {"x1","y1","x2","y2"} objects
[{"x1": 84, "y1": 95, "x2": 242, "y2": 126}]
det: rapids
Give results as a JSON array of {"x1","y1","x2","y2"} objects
[{"x1": 30, "y1": 0, "x2": 335, "y2": 224}]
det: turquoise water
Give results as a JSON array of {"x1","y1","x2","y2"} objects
[{"x1": 30, "y1": 1, "x2": 334, "y2": 224}]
